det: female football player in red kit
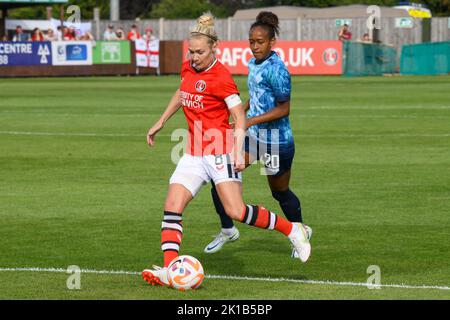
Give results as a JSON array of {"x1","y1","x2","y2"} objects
[{"x1": 142, "y1": 13, "x2": 311, "y2": 288}]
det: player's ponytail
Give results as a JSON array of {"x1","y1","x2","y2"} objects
[
  {"x1": 190, "y1": 12, "x2": 218, "y2": 44},
  {"x1": 251, "y1": 11, "x2": 280, "y2": 39}
]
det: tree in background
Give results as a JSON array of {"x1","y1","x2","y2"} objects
[
  {"x1": 8, "y1": 0, "x2": 110, "y2": 20},
  {"x1": 120, "y1": 0, "x2": 158, "y2": 19},
  {"x1": 220, "y1": 0, "x2": 448, "y2": 15},
  {"x1": 308, "y1": 0, "x2": 448, "y2": 15},
  {"x1": 149, "y1": 0, "x2": 229, "y2": 18},
  {"x1": 422, "y1": 0, "x2": 450, "y2": 16},
  {"x1": 284, "y1": 0, "x2": 398, "y2": 8},
  {"x1": 6, "y1": 0, "x2": 450, "y2": 20}
]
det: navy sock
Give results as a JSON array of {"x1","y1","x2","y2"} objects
[
  {"x1": 211, "y1": 183, "x2": 234, "y2": 229},
  {"x1": 271, "y1": 189, "x2": 303, "y2": 223}
]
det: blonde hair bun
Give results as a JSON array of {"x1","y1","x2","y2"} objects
[
  {"x1": 190, "y1": 12, "x2": 218, "y2": 42},
  {"x1": 197, "y1": 13, "x2": 214, "y2": 27}
]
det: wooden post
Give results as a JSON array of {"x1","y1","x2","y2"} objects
[
  {"x1": 0, "y1": 8, "x2": 7, "y2": 40},
  {"x1": 372, "y1": 17, "x2": 380, "y2": 43},
  {"x1": 110, "y1": 0, "x2": 119, "y2": 21},
  {"x1": 159, "y1": 17, "x2": 164, "y2": 40},
  {"x1": 421, "y1": 18, "x2": 431, "y2": 43},
  {"x1": 60, "y1": 4, "x2": 65, "y2": 39},
  {"x1": 46, "y1": 6, "x2": 53, "y2": 20},
  {"x1": 93, "y1": 7, "x2": 100, "y2": 40}
]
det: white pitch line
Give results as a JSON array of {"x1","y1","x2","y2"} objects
[
  {"x1": 0, "y1": 267, "x2": 449, "y2": 291},
  {"x1": 0, "y1": 267, "x2": 138, "y2": 275},
  {"x1": 301, "y1": 105, "x2": 450, "y2": 110},
  {"x1": 0, "y1": 131, "x2": 449, "y2": 138},
  {"x1": 207, "y1": 274, "x2": 450, "y2": 291}
]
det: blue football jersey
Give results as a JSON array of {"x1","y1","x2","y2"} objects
[{"x1": 247, "y1": 51, "x2": 294, "y2": 146}]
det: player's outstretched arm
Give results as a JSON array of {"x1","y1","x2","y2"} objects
[{"x1": 147, "y1": 89, "x2": 181, "y2": 146}]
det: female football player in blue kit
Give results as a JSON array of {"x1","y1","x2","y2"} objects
[{"x1": 204, "y1": 11, "x2": 312, "y2": 258}]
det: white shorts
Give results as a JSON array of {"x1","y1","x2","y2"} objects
[{"x1": 169, "y1": 153, "x2": 242, "y2": 197}]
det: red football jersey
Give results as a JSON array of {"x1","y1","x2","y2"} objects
[{"x1": 180, "y1": 59, "x2": 240, "y2": 156}]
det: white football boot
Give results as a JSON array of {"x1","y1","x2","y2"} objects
[
  {"x1": 288, "y1": 223, "x2": 311, "y2": 262},
  {"x1": 142, "y1": 265, "x2": 169, "y2": 286},
  {"x1": 204, "y1": 228, "x2": 240, "y2": 254},
  {"x1": 291, "y1": 224, "x2": 313, "y2": 259}
]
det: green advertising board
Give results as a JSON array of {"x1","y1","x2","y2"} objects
[{"x1": 92, "y1": 41, "x2": 131, "y2": 64}]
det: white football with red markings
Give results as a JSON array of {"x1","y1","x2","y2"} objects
[{"x1": 167, "y1": 255, "x2": 204, "y2": 291}]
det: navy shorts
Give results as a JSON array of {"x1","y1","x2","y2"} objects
[{"x1": 244, "y1": 134, "x2": 295, "y2": 177}]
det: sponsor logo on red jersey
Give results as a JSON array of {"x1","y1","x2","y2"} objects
[
  {"x1": 180, "y1": 90, "x2": 204, "y2": 109},
  {"x1": 195, "y1": 80, "x2": 206, "y2": 92}
]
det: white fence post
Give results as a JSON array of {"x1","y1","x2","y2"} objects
[
  {"x1": 93, "y1": 7, "x2": 100, "y2": 41},
  {"x1": 297, "y1": 17, "x2": 301, "y2": 41},
  {"x1": 159, "y1": 17, "x2": 164, "y2": 40},
  {"x1": 110, "y1": 0, "x2": 119, "y2": 21}
]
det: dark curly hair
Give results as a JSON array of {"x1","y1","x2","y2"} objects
[{"x1": 250, "y1": 11, "x2": 280, "y2": 39}]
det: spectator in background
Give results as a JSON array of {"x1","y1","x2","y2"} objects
[
  {"x1": 127, "y1": 24, "x2": 140, "y2": 41},
  {"x1": 63, "y1": 26, "x2": 76, "y2": 41},
  {"x1": 30, "y1": 28, "x2": 45, "y2": 41},
  {"x1": 1, "y1": 34, "x2": 8, "y2": 41},
  {"x1": 80, "y1": 30, "x2": 95, "y2": 41},
  {"x1": 338, "y1": 24, "x2": 352, "y2": 41},
  {"x1": 115, "y1": 27, "x2": 126, "y2": 40},
  {"x1": 56, "y1": 26, "x2": 63, "y2": 41},
  {"x1": 142, "y1": 27, "x2": 157, "y2": 42},
  {"x1": 360, "y1": 33, "x2": 371, "y2": 43},
  {"x1": 62, "y1": 26, "x2": 70, "y2": 40},
  {"x1": 12, "y1": 25, "x2": 29, "y2": 42},
  {"x1": 74, "y1": 27, "x2": 83, "y2": 40},
  {"x1": 45, "y1": 28, "x2": 58, "y2": 41},
  {"x1": 103, "y1": 24, "x2": 117, "y2": 41}
]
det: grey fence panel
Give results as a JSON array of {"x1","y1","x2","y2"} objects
[
  {"x1": 279, "y1": 19, "x2": 298, "y2": 40},
  {"x1": 383, "y1": 17, "x2": 422, "y2": 62},
  {"x1": 229, "y1": 19, "x2": 250, "y2": 40},
  {"x1": 300, "y1": 18, "x2": 339, "y2": 40},
  {"x1": 432, "y1": 18, "x2": 450, "y2": 42},
  {"x1": 213, "y1": 19, "x2": 229, "y2": 40},
  {"x1": 94, "y1": 17, "x2": 448, "y2": 51},
  {"x1": 163, "y1": 20, "x2": 192, "y2": 40},
  {"x1": 95, "y1": 19, "x2": 160, "y2": 40}
]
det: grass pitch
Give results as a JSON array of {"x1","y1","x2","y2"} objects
[{"x1": 0, "y1": 75, "x2": 449, "y2": 300}]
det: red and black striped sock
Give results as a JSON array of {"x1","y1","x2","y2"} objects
[
  {"x1": 161, "y1": 211, "x2": 183, "y2": 267},
  {"x1": 240, "y1": 205, "x2": 293, "y2": 236}
]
